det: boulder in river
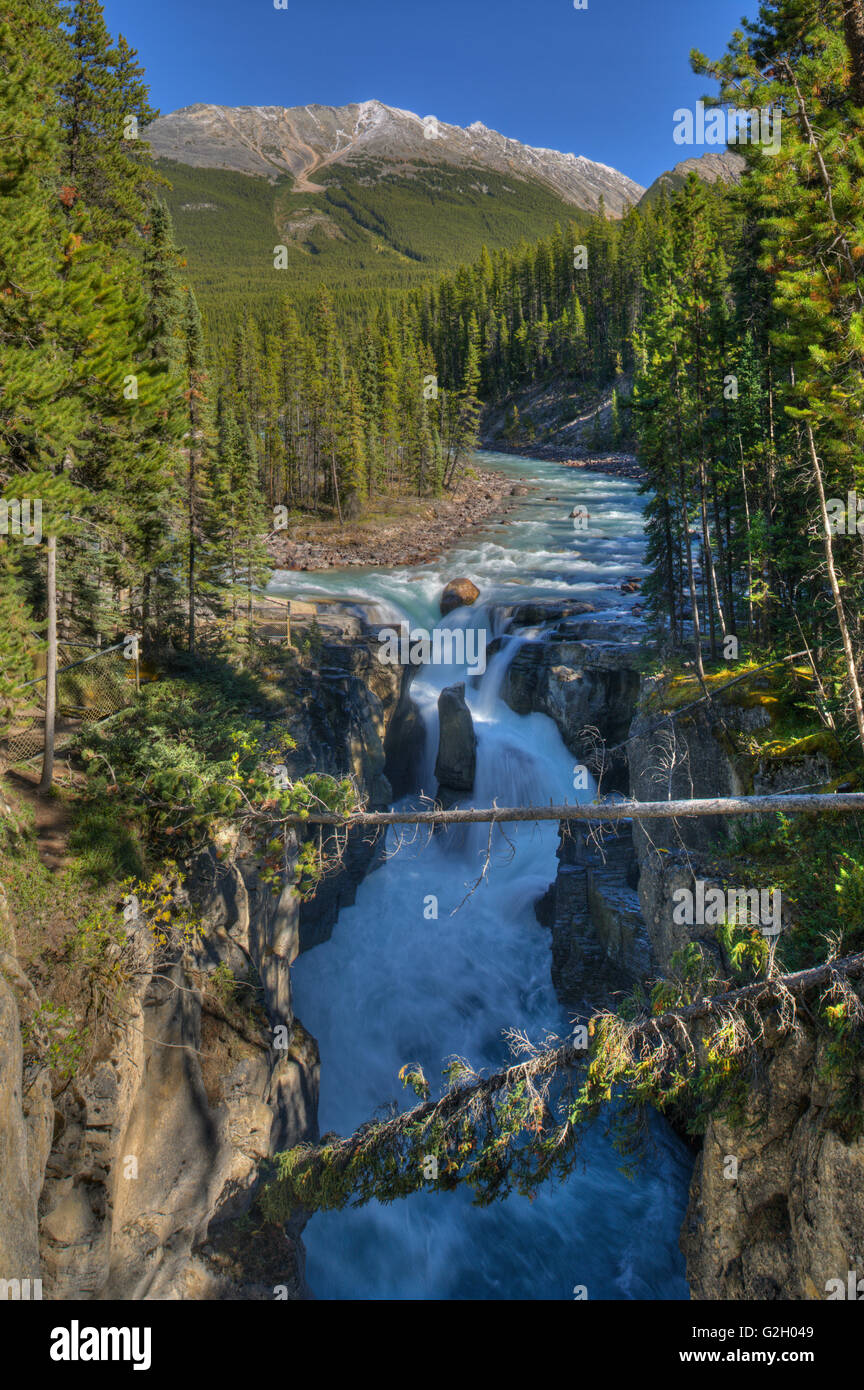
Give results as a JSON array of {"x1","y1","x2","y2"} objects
[
  {"x1": 434, "y1": 683, "x2": 477, "y2": 798},
  {"x1": 506, "y1": 599, "x2": 595, "y2": 626},
  {"x1": 440, "y1": 577, "x2": 480, "y2": 615}
]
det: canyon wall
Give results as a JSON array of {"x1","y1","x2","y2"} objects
[
  {"x1": 0, "y1": 610, "x2": 408, "y2": 1301},
  {"x1": 520, "y1": 623, "x2": 863, "y2": 1302}
]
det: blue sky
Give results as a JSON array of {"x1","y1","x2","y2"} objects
[{"x1": 100, "y1": 0, "x2": 753, "y2": 188}]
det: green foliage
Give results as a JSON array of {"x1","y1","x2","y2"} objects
[
  {"x1": 629, "y1": 0, "x2": 864, "y2": 722},
  {"x1": 74, "y1": 669, "x2": 358, "y2": 892},
  {"x1": 21, "y1": 1002, "x2": 86, "y2": 1079},
  {"x1": 726, "y1": 811, "x2": 864, "y2": 968},
  {"x1": 66, "y1": 802, "x2": 144, "y2": 885},
  {"x1": 209, "y1": 960, "x2": 237, "y2": 1007},
  {"x1": 158, "y1": 157, "x2": 584, "y2": 330},
  {"x1": 258, "y1": 944, "x2": 770, "y2": 1219}
]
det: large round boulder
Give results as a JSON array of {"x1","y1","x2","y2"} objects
[{"x1": 440, "y1": 577, "x2": 480, "y2": 616}]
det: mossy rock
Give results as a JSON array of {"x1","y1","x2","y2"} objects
[{"x1": 758, "y1": 730, "x2": 844, "y2": 763}]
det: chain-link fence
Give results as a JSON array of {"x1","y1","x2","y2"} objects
[{"x1": 0, "y1": 640, "x2": 138, "y2": 773}]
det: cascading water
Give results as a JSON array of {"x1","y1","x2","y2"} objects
[{"x1": 277, "y1": 451, "x2": 693, "y2": 1300}]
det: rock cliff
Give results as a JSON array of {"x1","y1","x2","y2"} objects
[
  {"x1": 626, "y1": 672, "x2": 860, "y2": 1300},
  {"x1": 0, "y1": 605, "x2": 411, "y2": 1301},
  {"x1": 521, "y1": 627, "x2": 863, "y2": 1302}
]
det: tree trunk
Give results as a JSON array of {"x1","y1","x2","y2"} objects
[
  {"x1": 661, "y1": 494, "x2": 677, "y2": 641},
  {"x1": 679, "y1": 470, "x2": 706, "y2": 683},
  {"x1": 808, "y1": 421, "x2": 864, "y2": 757},
  {"x1": 330, "y1": 449, "x2": 343, "y2": 526},
  {"x1": 843, "y1": 0, "x2": 864, "y2": 107},
  {"x1": 142, "y1": 572, "x2": 151, "y2": 652},
  {"x1": 38, "y1": 534, "x2": 57, "y2": 793},
  {"x1": 699, "y1": 480, "x2": 718, "y2": 658},
  {"x1": 738, "y1": 441, "x2": 755, "y2": 640},
  {"x1": 276, "y1": 791, "x2": 864, "y2": 829},
  {"x1": 188, "y1": 450, "x2": 196, "y2": 653}
]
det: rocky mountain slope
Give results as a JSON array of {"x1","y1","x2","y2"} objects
[
  {"x1": 638, "y1": 149, "x2": 746, "y2": 207},
  {"x1": 146, "y1": 100, "x2": 644, "y2": 216}
]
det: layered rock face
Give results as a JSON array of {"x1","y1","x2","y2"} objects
[
  {"x1": 0, "y1": 604, "x2": 412, "y2": 1301},
  {"x1": 682, "y1": 1012, "x2": 864, "y2": 1301},
  {"x1": 284, "y1": 613, "x2": 410, "y2": 952},
  {"x1": 499, "y1": 612, "x2": 641, "y2": 788},
  {"x1": 0, "y1": 841, "x2": 318, "y2": 1301},
  {"x1": 627, "y1": 676, "x2": 835, "y2": 971},
  {"x1": 537, "y1": 823, "x2": 653, "y2": 1002},
  {"x1": 626, "y1": 676, "x2": 860, "y2": 1299},
  {"x1": 0, "y1": 943, "x2": 52, "y2": 1293}
]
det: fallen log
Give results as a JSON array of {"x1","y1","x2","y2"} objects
[{"x1": 278, "y1": 791, "x2": 864, "y2": 828}]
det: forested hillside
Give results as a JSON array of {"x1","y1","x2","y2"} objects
[
  {"x1": 6, "y1": 0, "x2": 864, "y2": 1318},
  {"x1": 6, "y1": 0, "x2": 864, "y2": 769},
  {"x1": 160, "y1": 156, "x2": 589, "y2": 335},
  {"x1": 243, "y1": 0, "x2": 864, "y2": 1223}
]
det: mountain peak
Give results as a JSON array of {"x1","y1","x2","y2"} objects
[{"x1": 145, "y1": 101, "x2": 644, "y2": 216}]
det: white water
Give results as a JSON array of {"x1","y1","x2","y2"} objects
[{"x1": 279, "y1": 452, "x2": 692, "y2": 1300}]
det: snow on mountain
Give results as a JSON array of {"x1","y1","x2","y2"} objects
[{"x1": 145, "y1": 100, "x2": 644, "y2": 216}]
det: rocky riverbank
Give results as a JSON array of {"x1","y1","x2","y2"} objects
[
  {"x1": 479, "y1": 440, "x2": 646, "y2": 482},
  {"x1": 267, "y1": 467, "x2": 520, "y2": 571}
]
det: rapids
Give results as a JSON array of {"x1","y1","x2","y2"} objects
[{"x1": 271, "y1": 451, "x2": 693, "y2": 1300}]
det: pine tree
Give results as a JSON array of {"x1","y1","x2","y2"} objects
[
  {"x1": 181, "y1": 289, "x2": 214, "y2": 652},
  {"x1": 0, "y1": 0, "x2": 140, "y2": 786},
  {"x1": 694, "y1": 0, "x2": 864, "y2": 745},
  {"x1": 61, "y1": 0, "x2": 160, "y2": 249}
]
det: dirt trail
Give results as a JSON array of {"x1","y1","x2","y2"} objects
[{"x1": 4, "y1": 769, "x2": 73, "y2": 873}]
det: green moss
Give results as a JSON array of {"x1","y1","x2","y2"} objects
[{"x1": 757, "y1": 730, "x2": 843, "y2": 762}]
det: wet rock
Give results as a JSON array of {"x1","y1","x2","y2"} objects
[
  {"x1": 440, "y1": 578, "x2": 480, "y2": 616},
  {"x1": 541, "y1": 824, "x2": 654, "y2": 1003},
  {"x1": 434, "y1": 683, "x2": 477, "y2": 797},
  {"x1": 505, "y1": 599, "x2": 595, "y2": 626},
  {"x1": 33, "y1": 856, "x2": 320, "y2": 1301},
  {"x1": 384, "y1": 695, "x2": 426, "y2": 801},
  {"x1": 502, "y1": 638, "x2": 640, "y2": 776}
]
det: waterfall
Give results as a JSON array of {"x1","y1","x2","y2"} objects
[{"x1": 286, "y1": 451, "x2": 693, "y2": 1300}]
